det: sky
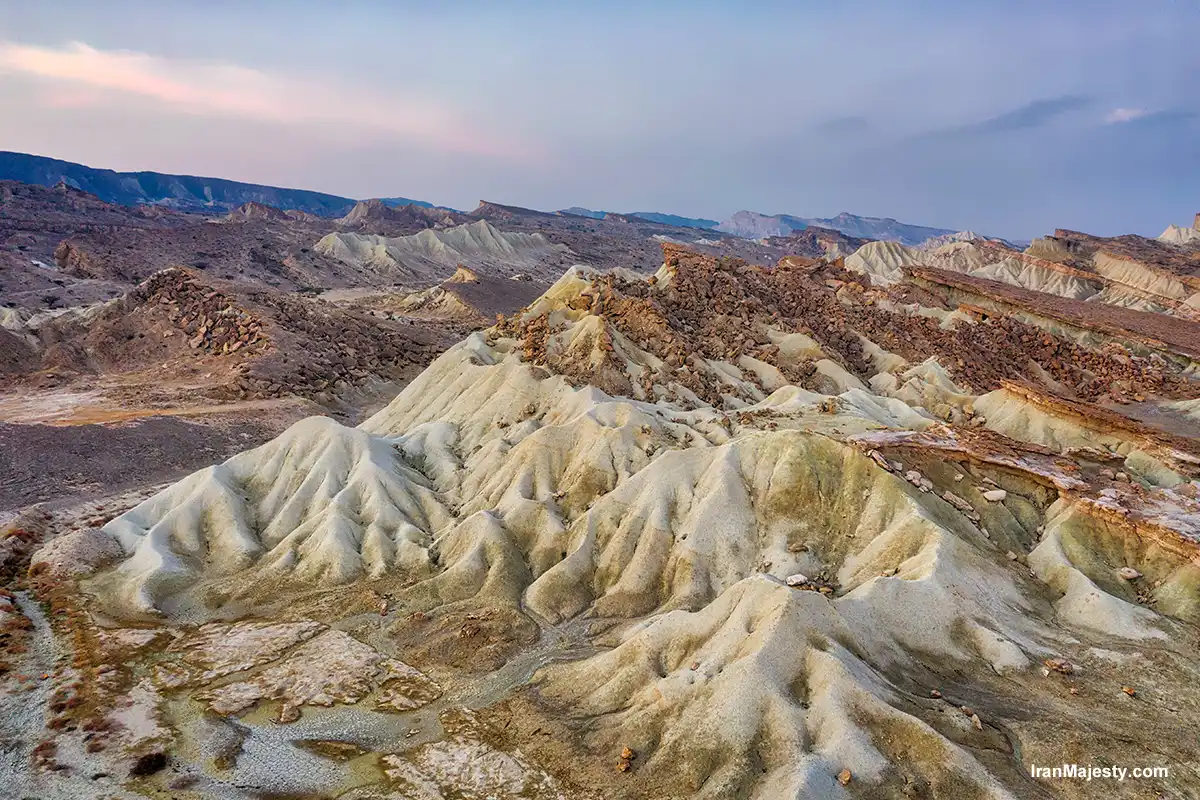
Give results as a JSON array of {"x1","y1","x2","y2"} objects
[{"x1": 0, "y1": 0, "x2": 1197, "y2": 240}]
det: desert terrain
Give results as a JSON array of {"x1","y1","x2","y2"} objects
[
  {"x1": 3, "y1": 172, "x2": 1200, "y2": 799},
  {"x1": 1, "y1": 182, "x2": 810, "y2": 513}
]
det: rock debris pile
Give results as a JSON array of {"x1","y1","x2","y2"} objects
[{"x1": 129, "y1": 268, "x2": 269, "y2": 357}]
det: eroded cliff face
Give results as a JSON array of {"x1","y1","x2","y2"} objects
[
  {"x1": 852, "y1": 230, "x2": 1200, "y2": 324},
  {"x1": 7, "y1": 243, "x2": 1200, "y2": 799}
]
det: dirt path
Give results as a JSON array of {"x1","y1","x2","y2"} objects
[
  {"x1": 0, "y1": 593, "x2": 149, "y2": 800},
  {"x1": 0, "y1": 387, "x2": 312, "y2": 427},
  {"x1": 0, "y1": 592, "x2": 56, "y2": 797}
]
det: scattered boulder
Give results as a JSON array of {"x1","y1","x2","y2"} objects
[
  {"x1": 29, "y1": 527, "x2": 124, "y2": 580},
  {"x1": 943, "y1": 491, "x2": 974, "y2": 514}
]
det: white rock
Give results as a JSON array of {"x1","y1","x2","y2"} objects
[
  {"x1": 982, "y1": 489, "x2": 1007, "y2": 502},
  {"x1": 29, "y1": 527, "x2": 124, "y2": 580},
  {"x1": 785, "y1": 574, "x2": 809, "y2": 587},
  {"x1": 1117, "y1": 567, "x2": 1142, "y2": 581}
]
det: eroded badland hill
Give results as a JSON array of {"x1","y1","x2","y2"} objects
[{"x1": 4, "y1": 181, "x2": 1200, "y2": 798}]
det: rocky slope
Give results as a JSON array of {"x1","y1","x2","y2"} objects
[
  {"x1": 0, "y1": 265, "x2": 463, "y2": 514},
  {"x1": 7, "y1": 241, "x2": 1200, "y2": 799},
  {"x1": 765, "y1": 226, "x2": 873, "y2": 258},
  {"x1": 336, "y1": 199, "x2": 467, "y2": 235},
  {"x1": 48, "y1": 197, "x2": 529, "y2": 296},
  {"x1": 341, "y1": 267, "x2": 546, "y2": 324},
  {"x1": 23, "y1": 186, "x2": 813, "y2": 307},
  {"x1": 0, "y1": 180, "x2": 192, "y2": 309},
  {"x1": 51, "y1": 207, "x2": 370, "y2": 291},
  {"x1": 471, "y1": 200, "x2": 821, "y2": 273},
  {"x1": 1, "y1": 268, "x2": 449, "y2": 407},
  {"x1": 846, "y1": 232, "x2": 1200, "y2": 319}
]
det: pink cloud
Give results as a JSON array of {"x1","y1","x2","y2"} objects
[{"x1": 0, "y1": 40, "x2": 528, "y2": 160}]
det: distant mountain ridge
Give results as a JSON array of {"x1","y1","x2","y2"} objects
[
  {"x1": 1, "y1": 150, "x2": 970, "y2": 244},
  {"x1": 0, "y1": 151, "x2": 358, "y2": 217},
  {"x1": 554, "y1": 207, "x2": 965, "y2": 245},
  {"x1": 379, "y1": 197, "x2": 434, "y2": 210},
  {"x1": 716, "y1": 210, "x2": 959, "y2": 246},
  {"x1": 627, "y1": 211, "x2": 719, "y2": 229},
  {"x1": 558, "y1": 207, "x2": 607, "y2": 219},
  {"x1": 557, "y1": 208, "x2": 719, "y2": 230}
]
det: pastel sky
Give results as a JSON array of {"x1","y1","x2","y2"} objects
[{"x1": 0, "y1": 0, "x2": 1196, "y2": 239}]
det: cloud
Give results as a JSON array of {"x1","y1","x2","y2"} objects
[
  {"x1": 0, "y1": 40, "x2": 526, "y2": 159},
  {"x1": 812, "y1": 116, "x2": 871, "y2": 135},
  {"x1": 1104, "y1": 107, "x2": 1148, "y2": 124},
  {"x1": 1117, "y1": 108, "x2": 1196, "y2": 128},
  {"x1": 932, "y1": 95, "x2": 1093, "y2": 137}
]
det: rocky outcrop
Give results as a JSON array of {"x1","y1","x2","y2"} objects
[
  {"x1": 845, "y1": 235, "x2": 1200, "y2": 320},
  {"x1": 765, "y1": 227, "x2": 872, "y2": 258},
  {"x1": 53, "y1": 240, "x2": 100, "y2": 278},
  {"x1": 0, "y1": 325, "x2": 36, "y2": 375},
  {"x1": 337, "y1": 198, "x2": 463, "y2": 233},
  {"x1": 129, "y1": 269, "x2": 269, "y2": 357},
  {"x1": 1159, "y1": 217, "x2": 1200, "y2": 246},
  {"x1": 1, "y1": 267, "x2": 448, "y2": 407},
  {"x1": 909, "y1": 266, "x2": 1200, "y2": 368},
  {"x1": 221, "y1": 201, "x2": 293, "y2": 223},
  {"x1": 447, "y1": 264, "x2": 480, "y2": 283},
  {"x1": 226, "y1": 290, "x2": 445, "y2": 402},
  {"x1": 470, "y1": 200, "x2": 560, "y2": 222}
]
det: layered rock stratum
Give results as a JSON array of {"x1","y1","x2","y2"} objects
[
  {"x1": 5, "y1": 241, "x2": 1200, "y2": 798},
  {"x1": 316, "y1": 220, "x2": 577, "y2": 283}
]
